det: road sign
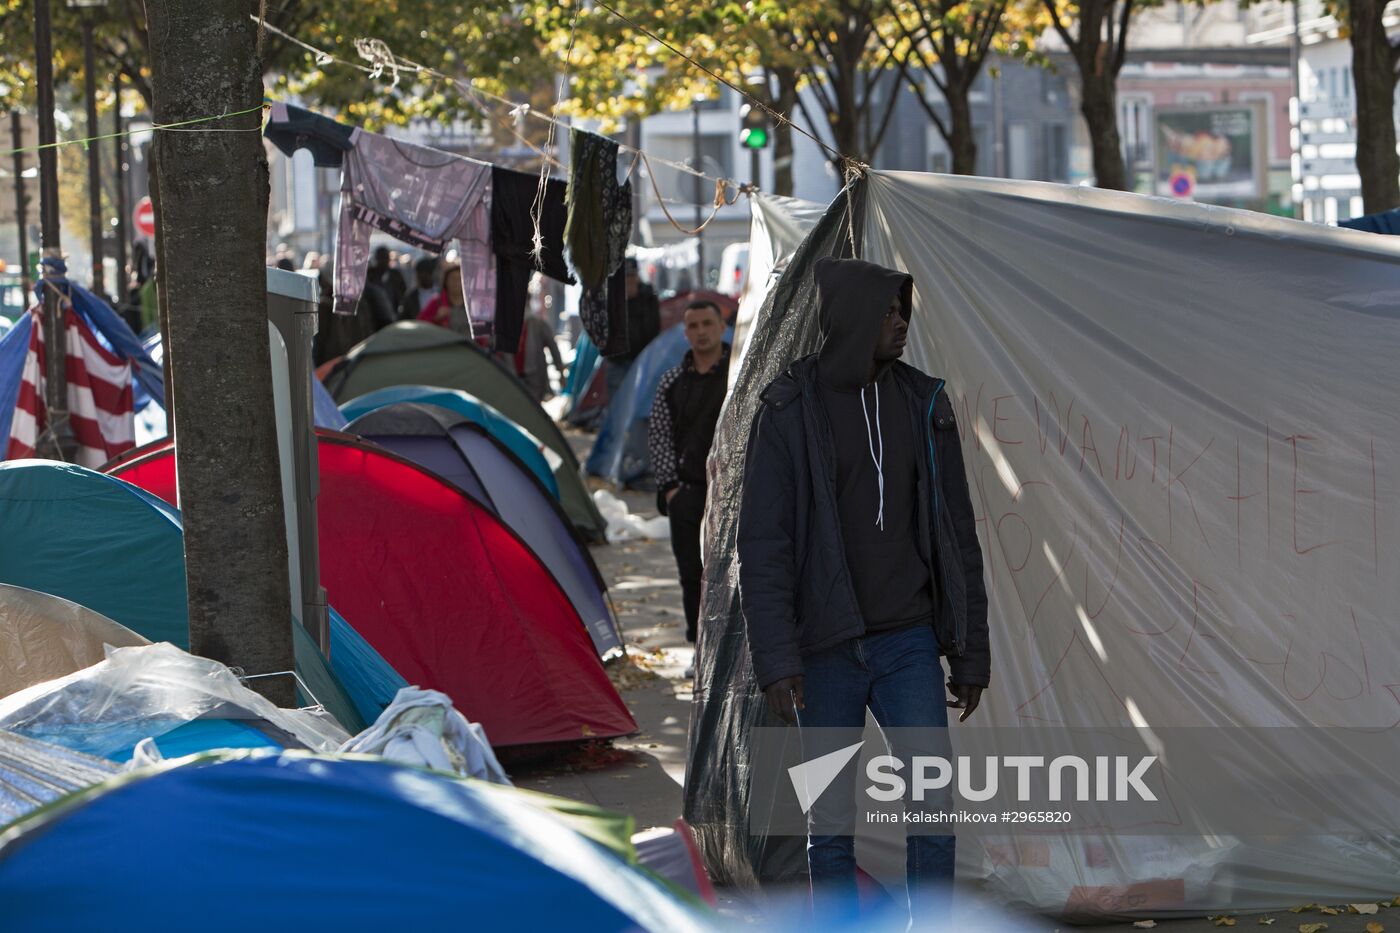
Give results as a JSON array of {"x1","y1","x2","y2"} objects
[
  {"x1": 133, "y1": 196, "x2": 155, "y2": 238},
  {"x1": 1168, "y1": 169, "x2": 1195, "y2": 199}
]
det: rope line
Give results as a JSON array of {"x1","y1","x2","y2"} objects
[{"x1": 0, "y1": 103, "x2": 267, "y2": 157}]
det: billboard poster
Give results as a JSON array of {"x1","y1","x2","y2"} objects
[{"x1": 1154, "y1": 102, "x2": 1267, "y2": 202}]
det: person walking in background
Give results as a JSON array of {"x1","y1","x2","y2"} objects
[
  {"x1": 604, "y1": 257, "x2": 660, "y2": 402},
  {"x1": 367, "y1": 245, "x2": 407, "y2": 312},
  {"x1": 514, "y1": 302, "x2": 566, "y2": 402},
  {"x1": 736, "y1": 258, "x2": 989, "y2": 926},
  {"x1": 399, "y1": 256, "x2": 440, "y2": 321},
  {"x1": 418, "y1": 263, "x2": 471, "y2": 336},
  {"x1": 649, "y1": 300, "x2": 730, "y2": 674}
]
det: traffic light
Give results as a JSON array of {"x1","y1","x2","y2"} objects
[{"x1": 740, "y1": 103, "x2": 769, "y2": 150}]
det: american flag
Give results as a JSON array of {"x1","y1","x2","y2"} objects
[{"x1": 6, "y1": 306, "x2": 135, "y2": 467}]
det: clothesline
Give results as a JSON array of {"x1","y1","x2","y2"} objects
[
  {"x1": 0, "y1": 103, "x2": 266, "y2": 158},
  {"x1": 253, "y1": 18, "x2": 750, "y2": 196}
]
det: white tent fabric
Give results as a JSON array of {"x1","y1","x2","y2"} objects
[
  {"x1": 0, "y1": 585, "x2": 149, "y2": 699},
  {"x1": 857, "y1": 171, "x2": 1400, "y2": 913},
  {"x1": 729, "y1": 194, "x2": 825, "y2": 394}
]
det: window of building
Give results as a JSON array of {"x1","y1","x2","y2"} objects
[
  {"x1": 1239, "y1": 91, "x2": 1276, "y2": 163},
  {"x1": 1119, "y1": 96, "x2": 1153, "y2": 167},
  {"x1": 1007, "y1": 122, "x2": 1034, "y2": 179},
  {"x1": 1343, "y1": 66, "x2": 1352, "y2": 99},
  {"x1": 1044, "y1": 124, "x2": 1069, "y2": 181},
  {"x1": 641, "y1": 133, "x2": 734, "y2": 208}
]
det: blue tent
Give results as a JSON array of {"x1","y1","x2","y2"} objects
[
  {"x1": 0, "y1": 461, "x2": 401, "y2": 733},
  {"x1": 339, "y1": 385, "x2": 560, "y2": 498},
  {"x1": 0, "y1": 751, "x2": 712, "y2": 932},
  {"x1": 586, "y1": 325, "x2": 731, "y2": 487}
]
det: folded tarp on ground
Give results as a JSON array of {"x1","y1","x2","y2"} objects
[{"x1": 0, "y1": 730, "x2": 118, "y2": 825}]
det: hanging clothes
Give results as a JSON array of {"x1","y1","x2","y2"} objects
[
  {"x1": 491, "y1": 167, "x2": 573, "y2": 354},
  {"x1": 264, "y1": 102, "x2": 355, "y2": 168},
  {"x1": 334, "y1": 129, "x2": 495, "y2": 340},
  {"x1": 565, "y1": 129, "x2": 633, "y2": 357}
]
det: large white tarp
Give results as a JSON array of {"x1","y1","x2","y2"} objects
[{"x1": 859, "y1": 171, "x2": 1400, "y2": 913}]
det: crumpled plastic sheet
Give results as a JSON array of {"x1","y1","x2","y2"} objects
[
  {"x1": 683, "y1": 181, "x2": 865, "y2": 888},
  {"x1": 0, "y1": 729, "x2": 118, "y2": 824},
  {"x1": 0, "y1": 642, "x2": 349, "y2": 761},
  {"x1": 592, "y1": 489, "x2": 669, "y2": 543},
  {"x1": 339, "y1": 686, "x2": 510, "y2": 784}
]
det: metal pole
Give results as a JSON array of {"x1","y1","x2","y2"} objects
[
  {"x1": 33, "y1": 0, "x2": 68, "y2": 454},
  {"x1": 692, "y1": 100, "x2": 704, "y2": 289},
  {"x1": 113, "y1": 72, "x2": 129, "y2": 307},
  {"x1": 10, "y1": 112, "x2": 31, "y2": 298},
  {"x1": 82, "y1": 15, "x2": 104, "y2": 298}
]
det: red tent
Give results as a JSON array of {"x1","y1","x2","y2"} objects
[{"x1": 105, "y1": 434, "x2": 636, "y2": 747}]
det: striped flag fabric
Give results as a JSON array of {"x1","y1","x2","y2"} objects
[{"x1": 6, "y1": 306, "x2": 135, "y2": 467}]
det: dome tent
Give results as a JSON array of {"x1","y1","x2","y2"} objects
[
  {"x1": 0, "y1": 584, "x2": 149, "y2": 698},
  {"x1": 345, "y1": 402, "x2": 622, "y2": 657},
  {"x1": 0, "y1": 460, "x2": 386, "y2": 733},
  {"x1": 322, "y1": 322, "x2": 606, "y2": 539},
  {"x1": 108, "y1": 435, "x2": 636, "y2": 748}
]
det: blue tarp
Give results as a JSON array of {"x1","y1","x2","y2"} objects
[
  {"x1": 340, "y1": 385, "x2": 560, "y2": 498},
  {"x1": 0, "y1": 461, "x2": 398, "y2": 733},
  {"x1": 585, "y1": 325, "x2": 731, "y2": 487},
  {"x1": 0, "y1": 751, "x2": 712, "y2": 931},
  {"x1": 0, "y1": 313, "x2": 32, "y2": 447}
]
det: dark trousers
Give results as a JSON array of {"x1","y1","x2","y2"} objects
[{"x1": 667, "y1": 483, "x2": 705, "y2": 643}]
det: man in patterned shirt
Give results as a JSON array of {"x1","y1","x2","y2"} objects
[{"x1": 648, "y1": 300, "x2": 731, "y2": 658}]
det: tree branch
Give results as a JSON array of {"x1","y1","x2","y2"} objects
[
  {"x1": 1112, "y1": 0, "x2": 1134, "y2": 75},
  {"x1": 1042, "y1": 0, "x2": 1080, "y2": 57}
]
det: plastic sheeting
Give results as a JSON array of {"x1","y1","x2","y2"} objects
[
  {"x1": 728, "y1": 194, "x2": 826, "y2": 395},
  {"x1": 685, "y1": 184, "x2": 862, "y2": 888},
  {"x1": 0, "y1": 730, "x2": 118, "y2": 824},
  {"x1": 0, "y1": 751, "x2": 715, "y2": 932},
  {"x1": 593, "y1": 489, "x2": 670, "y2": 544},
  {"x1": 0, "y1": 643, "x2": 348, "y2": 762},
  {"x1": 340, "y1": 686, "x2": 510, "y2": 784},
  {"x1": 689, "y1": 170, "x2": 1400, "y2": 916},
  {"x1": 0, "y1": 584, "x2": 149, "y2": 698}
]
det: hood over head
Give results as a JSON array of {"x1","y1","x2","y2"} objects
[{"x1": 814, "y1": 257, "x2": 913, "y2": 391}]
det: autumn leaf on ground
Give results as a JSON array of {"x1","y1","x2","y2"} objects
[
  {"x1": 1351, "y1": 905, "x2": 1381, "y2": 915},
  {"x1": 1298, "y1": 923, "x2": 1328, "y2": 933},
  {"x1": 1131, "y1": 922, "x2": 1156, "y2": 929},
  {"x1": 1214, "y1": 919, "x2": 1237, "y2": 928},
  {"x1": 1258, "y1": 920, "x2": 1275, "y2": 927},
  {"x1": 1290, "y1": 905, "x2": 1318, "y2": 914},
  {"x1": 1319, "y1": 907, "x2": 1340, "y2": 916},
  {"x1": 1364, "y1": 923, "x2": 1384, "y2": 933}
]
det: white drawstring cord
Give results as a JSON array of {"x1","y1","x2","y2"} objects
[{"x1": 860, "y1": 382, "x2": 886, "y2": 531}]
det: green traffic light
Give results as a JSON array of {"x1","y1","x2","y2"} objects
[{"x1": 742, "y1": 126, "x2": 769, "y2": 149}]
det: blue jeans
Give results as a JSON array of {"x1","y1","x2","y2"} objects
[{"x1": 800, "y1": 625, "x2": 956, "y2": 925}]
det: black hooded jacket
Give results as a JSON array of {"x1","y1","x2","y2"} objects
[{"x1": 737, "y1": 257, "x2": 990, "y2": 689}]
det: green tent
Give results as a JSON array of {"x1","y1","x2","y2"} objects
[
  {"x1": 0, "y1": 461, "x2": 366, "y2": 732},
  {"x1": 325, "y1": 323, "x2": 606, "y2": 540}
]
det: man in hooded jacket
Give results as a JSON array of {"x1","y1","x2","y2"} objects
[{"x1": 737, "y1": 257, "x2": 989, "y2": 920}]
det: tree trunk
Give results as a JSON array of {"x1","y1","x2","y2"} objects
[
  {"x1": 772, "y1": 67, "x2": 798, "y2": 197},
  {"x1": 1080, "y1": 68, "x2": 1128, "y2": 190},
  {"x1": 947, "y1": 86, "x2": 978, "y2": 175},
  {"x1": 1349, "y1": 0, "x2": 1400, "y2": 214},
  {"x1": 147, "y1": 0, "x2": 295, "y2": 707}
]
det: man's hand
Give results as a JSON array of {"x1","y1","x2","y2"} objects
[
  {"x1": 764, "y1": 676, "x2": 804, "y2": 725},
  {"x1": 946, "y1": 682, "x2": 983, "y2": 722},
  {"x1": 665, "y1": 487, "x2": 680, "y2": 505}
]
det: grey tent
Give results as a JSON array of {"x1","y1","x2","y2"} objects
[{"x1": 345, "y1": 403, "x2": 622, "y2": 657}]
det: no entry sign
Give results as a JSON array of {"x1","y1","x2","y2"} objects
[{"x1": 133, "y1": 196, "x2": 155, "y2": 238}]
